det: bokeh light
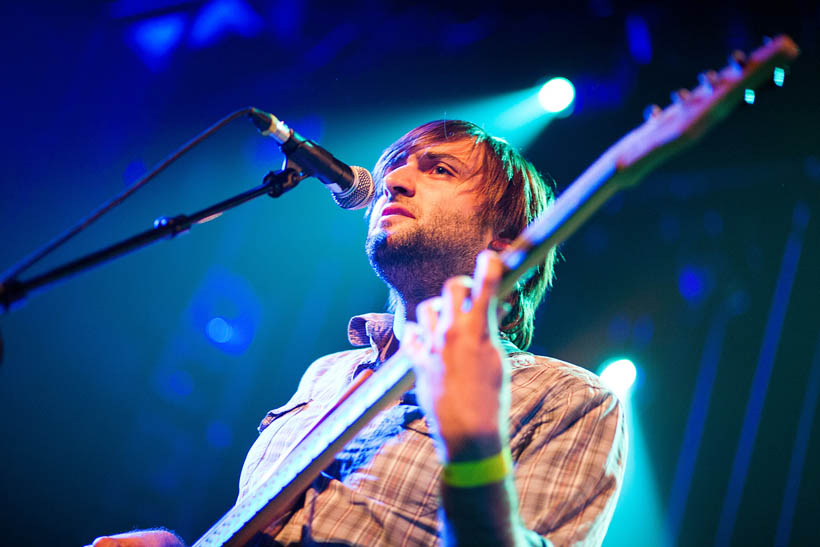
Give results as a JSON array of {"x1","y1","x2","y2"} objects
[
  {"x1": 206, "y1": 316, "x2": 234, "y2": 344},
  {"x1": 538, "y1": 77, "x2": 575, "y2": 113},
  {"x1": 600, "y1": 358, "x2": 638, "y2": 399}
]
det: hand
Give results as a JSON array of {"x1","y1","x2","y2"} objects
[
  {"x1": 86, "y1": 530, "x2": 184, "y2": 547},
  {"x1": 403, "y1": 250, "x2": 510, "y2": 463}
]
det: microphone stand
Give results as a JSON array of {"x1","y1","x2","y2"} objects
[{"x1": 0, "y1": 159, "x2": 308, "y2": 322}]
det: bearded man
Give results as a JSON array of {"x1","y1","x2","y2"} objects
[{"x1": 90, "y1": 120, "x2": 626, "y2": 547}]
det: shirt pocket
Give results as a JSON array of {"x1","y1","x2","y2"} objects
[
  {"x1": 239, "y1": 399, "x2": 315, "y2": 499},
  {"x1": 258, "y1": 398, "x2": 312, "y2": 432}
]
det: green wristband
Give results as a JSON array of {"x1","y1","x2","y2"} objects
[{"x1": 441, "y1": 448, "x2": 513, "y2": 488}]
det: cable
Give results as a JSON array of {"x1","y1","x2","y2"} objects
[{"x1": 2, "y1": 107, "x2": 253, "y2": 281}]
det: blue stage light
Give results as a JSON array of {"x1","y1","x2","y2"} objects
[
  {"x1": 678, "y1": 265, "x2": 711, "y2": 305},
  {"x1": 190, "y1": 0, "x2": 263, "y2": 47},
  {"x1": 131, "y1": 14, "x2": 186, "y2": 60},
  {"x1": 167, "y1": 369, "x2": 194, "y2": 398},
  {"x1": 538, "y1": 77, "x2": 575, "y2": 113},
  {"x1": 206, "y1": 316, "x2": 234, "y2": 343},
  {"x1": 608, "y1": 314, "x2": 631, "y2": 343},
  {"x1": 626, "y1": 14, "x2": 652, "y2": 64},
  {"x1": 153, "y1": 368, "x2": 194, "y2": 403},
  {"x1": 600, "y1": 358, "x2": 637, "y2": 398},
  {"x1": 190, "y1": 267, "x2": 260, "y2": 355}
]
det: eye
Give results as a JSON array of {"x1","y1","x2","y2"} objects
[{"x1": 432, "y1": 164, "x2": 454, "y2": 176}]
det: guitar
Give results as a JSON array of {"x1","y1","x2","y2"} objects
[{"x1": 193, "y1": 35, "x2": 800, "y2": 546}]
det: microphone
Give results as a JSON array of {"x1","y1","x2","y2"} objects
[{"x1": 249, "y1": 108, "x2": 374, "y2": 210}]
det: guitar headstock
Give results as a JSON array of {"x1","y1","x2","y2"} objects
[{"x1": 613, "y1": 34, "x2": 800, "y2": 186}]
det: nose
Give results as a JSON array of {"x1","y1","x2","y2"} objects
[{"x1": 383, "y1": 162, "x2": 416, "y2": 199}]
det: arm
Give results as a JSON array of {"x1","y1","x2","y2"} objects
[
  {"x1": 439, "y1": 384, "x2": 624, "y2": 546},
  {"x1": 404, "y1": 250, "x2": 625, "y2": 545},
  {"x1": 439, "y1": 461, "x2": 524, "y2": 545}
]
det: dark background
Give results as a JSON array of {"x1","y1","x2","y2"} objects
[{"x1": 1, "y1": 2, "x2": 818, "y2": 545}]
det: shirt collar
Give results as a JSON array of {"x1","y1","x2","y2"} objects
[
  {"x1": 348, "y1": 313, "x2": 397, "y2": 363},
  {"x1": 348, "y1": 313, "x2": 522, "y2": 359}
]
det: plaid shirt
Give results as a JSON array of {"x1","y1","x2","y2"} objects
[{"x1": 238, "y1": 313, "x2": 626, "y2": 546}]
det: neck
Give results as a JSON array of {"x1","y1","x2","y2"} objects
[{"x1": 391, "y1": 298, "x2": 411, "y2": 342}]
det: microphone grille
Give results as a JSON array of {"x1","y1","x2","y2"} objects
[{"x1": 332, "y1": 166, "x2": 375, "y2": 210}]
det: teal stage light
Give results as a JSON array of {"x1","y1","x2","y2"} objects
[
  {"x1": 324, "y1": 79, "x2": 579, "y2": 171},
  {"x1": 599, "y1": 358, "x2": 637, "y2": 398},
  {"x1": 537, "y1": 77, "x2": 575, "y2": 114}
]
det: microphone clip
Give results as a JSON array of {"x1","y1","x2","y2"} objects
[{"x1": 263, "y1": 157, "x2": 309, "y2": 199}]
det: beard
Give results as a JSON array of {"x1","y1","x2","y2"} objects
[{"x1": 365, "y1": 211, "x2": 490, "y2": 307}]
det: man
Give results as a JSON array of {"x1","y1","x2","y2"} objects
[{"x1": 90, "y1": 120, "x2": 626, "y2": 546}]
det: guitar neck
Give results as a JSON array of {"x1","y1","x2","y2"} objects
[{"x1": 499, "y1": 149, "x2": 621, "y2": 297}]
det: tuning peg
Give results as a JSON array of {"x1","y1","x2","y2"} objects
[
  {"x1": 773, "y1": 66, "x2": 786, "y2": 87},
  {"x1": 728, "y1": 50, "x2": 747, "y2": 72},
  {"x1": 698, "y1": 70, "x2": 720, "y2": 92},
  {"x1": 643, "y1": 103, "x2": 662, "y2": 121},
  {"x1": 670, "y1": 88, "x2": 692, "y2": 104}
]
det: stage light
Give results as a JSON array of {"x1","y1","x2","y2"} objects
[
  {"x1": 744, "y1": 89, "x2": 755, "y2": 104},
  {"x1": 130, "y1": 13, "x2": 186, "y2": 60},
  {"x1": 206, "y1": 316, "x2": 233, "y2": 343},
  {"x1": 538, "y1": 77, "x2": 575, "y2": 113},
  {"x1": 678, "y1": 265, "x2": 712, "y2": 305},
  {"x1": 626, "y1": 14, "x2": 652, "y2": 64},
  {"x1": 156, "y1": 368, "x2": 194, "y2": 401},
  {"x1": 604, "y1": 356, "x2": 667, "y2": 546},
  {"x1": 190, "y1": 0, "x2": 263, "y2": 47},
  {"x1": 600, "y1": 358, "x2": 637, "y2": 398}
]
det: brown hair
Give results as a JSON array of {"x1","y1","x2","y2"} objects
[{"x1": 369, "y1": 120, "x2": 556, "y2": 351}]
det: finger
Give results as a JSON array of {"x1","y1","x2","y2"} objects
[
  {"x1": 401, "y1": 321, "x2": 427, "y2": 354},
  {"x1": 402, "y1": 322, "x2": 438, "y2": 378},
  {"x1": 471, "y1": 250, "x2": 505, "y2": 319},
  {"x1": 441, "y1": 275, "x2": 472, "y2": 318},
  {"x1": 415, "y1": 296, "x2": 442, "y2": 334}
]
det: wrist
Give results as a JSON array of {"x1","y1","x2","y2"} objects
[
  {"x1": 440, "y1": 429, "x2": 505, "y2": 463},
  {"x1": 442, "y1": 446, "x2": 513, "y2": 488}
]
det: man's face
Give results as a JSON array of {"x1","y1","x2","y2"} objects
[{"x1": 365, "y1": 138, "x2": 495, "y2": 302}]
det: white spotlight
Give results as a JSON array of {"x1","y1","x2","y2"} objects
[
  {"x1": 600, "y1": 358, "x2": 638, "y2": 399},
  {"x1": 537, "y1": 77, "x2": 575, "y2": 113}
]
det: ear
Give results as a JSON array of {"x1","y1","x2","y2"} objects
[{"x1": 488, "y1": 238, "x2": 512, "y2": 252}]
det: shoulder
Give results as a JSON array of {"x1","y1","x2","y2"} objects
[
  {"x1": 508, "y1": 352, "x2": 610, "y2": 396},
  {"x1": 258, "y1": 347, "x2": 374, "y2": 432},
  {"x1": 295, "y1": 347, "x2": 375, "y2": 397},
  {"x1": 507, "y1": 352, "x2": 623, "y2": 435}
]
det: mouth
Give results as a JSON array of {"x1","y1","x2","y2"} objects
[{"x1": 380, "y1": 204, "x2": 415, "y2": 219}]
